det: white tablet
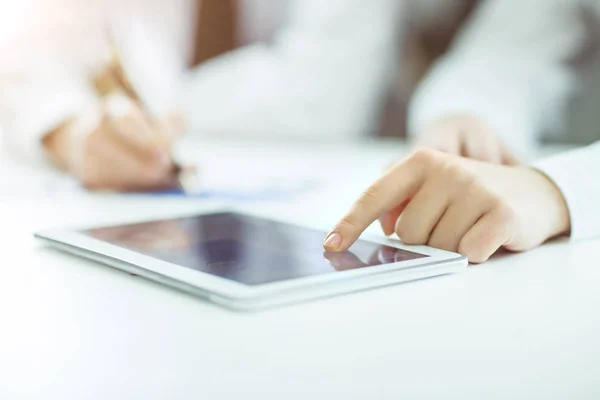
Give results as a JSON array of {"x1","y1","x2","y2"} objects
[{"x1": 35, "y1": 211, "x2": 467, "y2": 311}]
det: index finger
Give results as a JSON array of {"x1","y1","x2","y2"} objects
[{"x1": 323, "y1": 151, "x2": 431, "y2": 252}]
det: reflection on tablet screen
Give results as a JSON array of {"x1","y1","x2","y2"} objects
[{"x1": 83, "y1": 213, "x2": 428, "y2": 285}]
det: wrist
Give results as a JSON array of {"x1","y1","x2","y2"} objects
[{"x1": 530, "y1": 167, "x2": 571, "y2": 239}]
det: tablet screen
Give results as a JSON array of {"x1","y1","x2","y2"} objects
[{"x1": 83, "y1": 213, "x2": 428, "y2": 285}]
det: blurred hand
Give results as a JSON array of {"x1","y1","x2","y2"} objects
[
  {"x1": 414, "y1": 115, "x2": 520, "y2": 165},
  {"x1": 324, "y1": 149, "x2": 570, "y2": 263},
  {"x1": 43, "y1": 93, "x2": 184, "y2": 192}
]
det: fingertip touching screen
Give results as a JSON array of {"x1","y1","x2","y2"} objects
[{"x1": 83, "y1": 213, "x2": 428, "y2": 285}]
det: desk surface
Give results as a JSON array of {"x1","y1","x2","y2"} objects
[{"x1": 0, "y1": 140, "x2": 598, "y2": 399}]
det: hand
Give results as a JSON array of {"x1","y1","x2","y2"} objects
[
  {"x1": 414, "y1": 115, "x2": 520, "y2": 165},
  {"x1": 323, "y1": 149, "x2": 570, "y2": 263},
  {"x1": 43, "y1": 93, "x2": 184, "y2": 192}
]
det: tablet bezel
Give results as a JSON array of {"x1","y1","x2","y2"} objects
[{"x1": 35, "y1": 208, "x2": 467, "y2": 300}]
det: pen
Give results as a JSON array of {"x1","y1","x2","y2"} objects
[{"x1": 95, "y1": 28, "x2": 199, "y2": 194}]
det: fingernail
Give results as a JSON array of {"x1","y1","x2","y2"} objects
[{"x1": 323, "y1": 232, "x2": 342, "y2": 251}]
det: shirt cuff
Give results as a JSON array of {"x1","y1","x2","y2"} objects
[{"x1": 533, "y1": 143, "x2": 600, "y2": 241}]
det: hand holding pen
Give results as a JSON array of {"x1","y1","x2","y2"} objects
[{"x1": 43, "y1": 31, "x2": 196, "y2": 193}]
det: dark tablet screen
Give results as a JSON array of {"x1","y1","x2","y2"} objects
[{"x1": 83, "y1": 213, "x2": 428, "y2": 285}]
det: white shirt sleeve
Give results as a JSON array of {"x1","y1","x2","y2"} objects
[
  {"x1": 0, "y1": 0, "x2": 104, "y2": 167},
  {"x1": 535, "y1": 141, "x2": 600, "y2": 241},
  {"x1": 0, "y1": 57, "x2": 98, "y2": 167},
  {"x1": 179, "y1": 0, "x2": 403, "y2": 141},
  {"x1": 408, "y1": 0, "x2": 585, "y2": 156}
]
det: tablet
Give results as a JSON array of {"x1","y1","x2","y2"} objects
[{"x1": 35, "y1": 211, "x2": 467, "y2": 310}]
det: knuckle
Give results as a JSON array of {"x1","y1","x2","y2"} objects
[
  {"x1": 490, "y1": 197, "x2": 516, "y2": 223},
  {"x1": 409, "y1": 147, "x2": 443, "y2": 166},
  {"x1": 486, "y1": 193, "x2": 504, "y2": 209},
  {"x1": 439, "y1": 159, "x2": 467, "y2": 180},
  {"x1": 337, "y1": 216, "x2": 362, "y2": 233},
  {"x1": 358, "y1": 186, "x2": 381, "y2": 207},
  {"x1": 349, "y1": 186, "x2": 384, "y2": 219},
  {"x1": 499, "y1": 207, "x2": 516, "y2": 226},
  {"x1": 464, "y1": 178, "x2": 484, "y2": 199}
]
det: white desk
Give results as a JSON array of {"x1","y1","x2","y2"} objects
[{"x1": 0, "y1": 140, "x2": 598, "y2": 399}]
